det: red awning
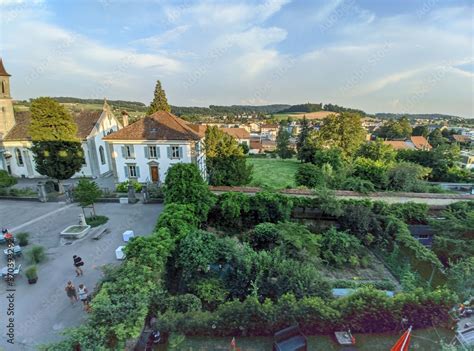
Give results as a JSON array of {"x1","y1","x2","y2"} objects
[{"x1": 391, "y1": 326, "x2": 412, "y2": 351}]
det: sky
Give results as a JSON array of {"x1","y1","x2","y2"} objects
[{"x1": 0, "y1": 0, "x2": 473, "y2": 117}]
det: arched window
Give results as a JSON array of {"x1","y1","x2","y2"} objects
[
  {"x1": 1, "y1": 81, "x2": 5, "y2": 94},
  {"x1": 15, "y1": 148, "x2": 24, "y2": 166},
  {"x1": 99, "y1": 146, "x2": 106, "y2": 165}
]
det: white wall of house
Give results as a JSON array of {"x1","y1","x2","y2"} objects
[
  {"x1": 109, "y1": 140, "x2": 206, "y2": 183},
  {"x1": 91, "y1": 114, "x2": 121, "y2": 176}
]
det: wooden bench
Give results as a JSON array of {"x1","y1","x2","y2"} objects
[
  {"x1": 273, "y1": 325, "x2": 307, "y2": 351},
  {"x1": 92, "y1": 228, "x2": 110, "y2": 240}
]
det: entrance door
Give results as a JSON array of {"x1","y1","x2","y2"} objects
[{"x1": 150, "y1": 165, "x2": 159, "y2": 183}]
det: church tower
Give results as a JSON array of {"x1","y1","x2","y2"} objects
[{"x1": 0, "y1": 58, "x2": 15, "y2": 139}]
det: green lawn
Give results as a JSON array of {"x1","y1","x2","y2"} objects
[{"x1": 248, "y1": 157, "x2": 299, "y2": 189}]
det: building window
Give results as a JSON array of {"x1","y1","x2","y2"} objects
[
  {"x1": 122, "y1": 145, "x2": 134, "y2": 158},
  {"x1": 99, "y1": 146, "x2": 106, "y2": 165},
  {"x1": 128, "y1": 165, "x2": 138, "y2": 178},
  {"x1": 171, "y1": 146, "x2": 180, "y2": 159},
  {"x1": 149, "y1": 146, "x2": 157, "y2": 158},
  {"x1": 15, "y1": 148, "x2": 23, "y2": 166},
  {"x1": 1, "y1": 81, "x2": 5, "y2": 94}
]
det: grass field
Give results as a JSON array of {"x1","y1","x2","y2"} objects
[{"x1": 248, "y1": 157, "x2": 299, "y2": 189}]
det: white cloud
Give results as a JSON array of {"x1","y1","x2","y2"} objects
[{"x1": 133, "y1": 25, "x2": 190, "y2": 50}]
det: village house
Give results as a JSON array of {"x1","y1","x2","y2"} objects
[
  {"x1": 383, "y1": 136, "x2": 432, "y2": 151},
  {"x1": 260, "y1": 123, "x2": 279, "y2": 141},
  {"x1": 0, "y1": 59, "x2": 122, "y2": 178},
  {"x1": 103, "y1": 111, "x2": 206, "y2": 184}
]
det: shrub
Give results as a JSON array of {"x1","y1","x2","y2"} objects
[
  {"x1": 168, "y1": 294, "x2": 202, "y2": 313},
  {"x1": 213, "y1": 192, "x2": 250, "y2": 229},
  {"x1": 25, "y1": 265, "x2": 38, "y2": 280},
  {"x1": 248, "y1": 191, "x2": 293, "y2": 225},
  {"x1": 26, "y1": 245, "x2": 46, "y2": 264},
  {"x1": 194, "y1": 278, "x2": 228, "y2": 310},
  {"x1": 341, "y1": 177, "x2": 375, "y2": 194},
  {"x1": 387, "y1": 162, "x2": 430, "y2": 192},
  {"x1": 116, "y1": 179, "x2": 142, "y2": 193},
  {"x1": 86, "y1": 215, "x2": 108, "y2": 227},
  {"x1": 156, "y1": 204, "x2": 199, "y2": 239},
  {"x1": 390, "y1": 202, "x2": 428, "y2": 224},
  {"x1": 353, "y1": 157, "x2": 389, "y2": 189},
  {"x1": 295, "y1": 163, "x2": 325, "y2": 188},
  {"x1": 319, "y1": 227, "x2": 367, "y2": 268},
  {"x1": 0, "y1": 170, "x2": 16, "y2": 188},
  {"x1": 16, "y1": 232, "x2": 29, "y2": 246},
  {"x1": 248, "y1": 223, "x2": 280, "y2": 251}
]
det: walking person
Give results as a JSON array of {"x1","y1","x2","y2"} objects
[
  {"x1": 78, "y1": 284, "x2": 90, "y2": 312},
  {"x1": 73, "y1": 255, "x2": 84, "y2": 276},
  {"x1": 65, "y1": 281, "x2": 78, "y2": 304}
]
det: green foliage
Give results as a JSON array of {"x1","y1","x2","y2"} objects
[
  {"x1": 156, "y1": 203, "x2": 199, "y2": 239},
  {"x1": 164, "y1": 163, "x2": 215, "y2": 222},
  {"x1": 339, "y1": 204, "x2": 383, "y2": 244},
  {"x1": 194, "y1": 278, "x2": 228, "y2": 310},
  {"x1": 319, "y1": 227, "x2": 367, "y2": 268},
  {"x1": 295, "y1": 163, "x2": 325, "y2": 188},
  {"x1": 205, "y1": 126, "x2": 252, "y2": 186},
  {"x1": 0, "y1": 170, "x2": 16, "y2": 188},
  {"x1": 147, "y1": 80, "x2": 171, "y2": 114},
  {"x1": 318, "y1": 112, "x2": 366, "y2": 157},
  {"x1": 296, "y1": 116, "x2": 310, "y2": 160},
  {"x1": 412, "y1": 125, "x2": 429, "y2": 138},
  {"x1": 390, "y1": 202, "x2": 428, "y2": 224},
  {"x1": 85, "y1": 215, "x2": 108, "y2": 227},
  {"x1": 26, "y1": 245, "x2": 46, "y2": 264},
  {"x1": 213, "y1": 192, "x2": 250, "y2": 228},
  {"x1": 356, "y1": 139, "x2": 397, "y2": 163},
  {"x1": 16, "y1": 232, "x2": 29, "y2": 246},
  {"x1": 30, "y1": 141, "x2": 84, "y2": 181},
  {"x1": 168, "y1": 294, "x2": 202, "y2": 313},
  {"x1": 428, "y1": 128, "x2": 448, "y2": 147},
  {"x1": 74, "y1": 177, "x2": 102, "y2": 208},
  {"x1": 248, "y1": 191, "x2": 293, "y2": 225},
  {"x1": 353, "y1": 157, "x2": 388, "y2": 189},
  {"x1": 29, "y1": 97, "x2": 78, "y2": 141},
  {"x1": 115, "y1": 179, "x2": 143, "y2": 192},
  {"x1": 447, "y1": 257, "x2": 474, "y2": 300},
  {"x1": 341, "y1": 177, "x2": 375, "y2": 194},
  {"x1": 25, "y1": 265, "x2": 38, "y2": 280},
  {"x1": 239, "y1": 142, "x2": 249, "y2": 154},
  {"x1": 276, "y1": 127, "x2": 293, "y2": 159},
  {"x1": 312, "y1": 147, "x2": 345, "y2": 170},
  {"x1": 386, "y1": 162, "x2": 431, "y2": 192},
  {"x1": 375, "y1": 116, "x2": 412, "y2": 139}
]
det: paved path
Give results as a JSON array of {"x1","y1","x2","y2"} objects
[{"x1": 0, "y1": 201, "x2": 163, "y2": 350}]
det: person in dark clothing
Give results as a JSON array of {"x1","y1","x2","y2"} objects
[{"x1": 73, "y1": 255, "x2": 84, "y2": 276}]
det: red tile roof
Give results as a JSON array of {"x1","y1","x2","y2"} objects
[
  {"x1": 410, "y1": 136, "x2": 432, "y2": 150},
  {"x1": 4, "y1": 110, "x2": 102, "y2": 141},
  {"x1": 250, "y1": 140, "x2": 262, "y2": 150},
  {"x1": 452, "y1": 134, "x2": 470, "y2": 143},
  {"x1": 104, "y1": 111, "x2": 201, "y2": 141},
  {"x1": 383, "y1": 140, "x2": 415, "y2": 150},
  {"x1": 220, "y1": 127, "x2": 250, "y2": 140}
]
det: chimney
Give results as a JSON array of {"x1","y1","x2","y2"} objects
[{"x1": 121, "y1": 110, "x2": 129, "y2": 127}]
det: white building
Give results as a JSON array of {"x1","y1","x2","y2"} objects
[
  {"x1": 0, "y1": 58, "x2": 122, "y2": 178},
  {"x1": 103, "y1": 111, "x2": 206, "y2": 183}
]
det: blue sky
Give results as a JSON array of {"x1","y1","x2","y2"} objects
[{"x1": 0, "y1": 0, "x2": 472, "y2": 117}]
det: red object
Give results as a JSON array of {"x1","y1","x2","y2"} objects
[
  {"x1": 4, "y1": 233, "x2": 12, "y2": 239},
  {"x1": 351, "y1": 335, "x2": 356, "y2": 345},
  {"x1": 391, "y1": 326, "x2": 412, "y2": 351},
  {"x1": 230, "y1": 337, "x2": 236, "y2": 348}
]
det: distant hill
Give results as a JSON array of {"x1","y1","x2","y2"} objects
[
  {"x1": 375, "y1": 113, "x2": 468, "y2": 122},
  {"x1": 171, "y1": 104, "x2": 290, "y2": 116},
  {"x1": 278, "y1": 102, "x2": 367, "y2": 116}
]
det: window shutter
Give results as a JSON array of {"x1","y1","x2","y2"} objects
[
  {"x1": 124, "y1": 166, "x2": 129, "y2": 178},
  {"x1": 136, "y1": 166, "x2": 140, "y2": 178},
  {"x1": 144, "y1": 146, "x2": 149, "y2": 159},
  {"x1": 179, "y1": 146, "x2": 184, "y2": 159},
  {"x1": 130, "y1": 145, "x2": 135, "y2": 158},
  {"x1": 156, "y1": 146, "x2": 161, "y2": 158},
  {"x1": 121, "y1": 146, "x2": 126, "y2": 158},
  {"x1": 167, "y1": 146, "x2": 171, "y2": 159}
]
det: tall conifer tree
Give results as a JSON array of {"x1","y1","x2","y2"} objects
[{"x1": 147, "y1": 80, "x2": 171, "y2": 114}]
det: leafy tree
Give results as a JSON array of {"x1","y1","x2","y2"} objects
[
  {"x1": 239, "y1": 142, "x2": 249, "y2": 154},
  {"x1": 297, "y1": 116, "x2": 310, "y2": 160},
  {"x1": 194, "y1": 278, "x2": 228, "y2": 310},
  {"x1": 318, "y1": 112, "x2": 367, "y2": 157},
  {"x1": 29, "y1": 97, "x2": 84, "y2": 191},
  {"x1": 297, "y1": 132, "x2": 319, "y2": 163},
  {"x1": 353, "y1": 157, "x2": 389, "y2": 189},
  {"x1": 412, "y1": 125, "x2": 429, "y2": 138},
  {"x1": 0, "y1": 170, "x2": 16, "y2": 188},
  {"x1": 248, "y1": 223, "x2": 281, "y2": 251},
  {"x1": 376, "y1": 117, "x2": 412, "y2": 139},
  {"x1": 276, "y1": 125, "x2": 293, "y2": 159},
  {"x1": 163, "y1": 163, "x2": 215, "y2": 222},
  {"x1": 213, "y1": 192, "x2": 250, "y2": 229},
  {"x1": 356, "y1": 139, "x2": 397, "y2": 163},
  {"x1": 386, "y1": 162, "x2": 430, "y2": 192},
  {"x1": 73, "y1": 177, "x2": 102, "y2": 217},
  {"x1": 147, "y1": 80, "x2": 171, "y2": 114},
  {"x1": 295, "y1": 163, "x2": 325, "y2": 188},
  {"x1": 428, "y1": 128, "x2": 448, "y2": 147},
  {"x1": 156, "y1": 203, "x2": 199, "y2": 239},
  {"x1": 205, "y1": 126, "x2": 252, "y2": 186},
  {"x1": 312, "y1": 147, "x2": 345, "y2": 170},
  {"x1": 319, "y1": 227, "x2": 367, "y2": 268},
  {"x1": 447, "y1": 257, "x2": 474, "y2": 300}
]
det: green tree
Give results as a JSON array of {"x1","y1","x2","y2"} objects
[
  {"x1": 163, "y1": 163, "x2": 215, "y2": 222},
  {"x1": 297, "y1": 116, "x2": 310, "y2": 160},
  {"x1": 318, "y1": 112, "x2": 366, "y2": 157},
  {"x1": 356, "y1": 139, "x2": 397, "y2": 163},
  {"x1": 386, "y1": 162, "x2": 431, "y2": 192},
  {"x1": 412, "y1": 125, "x2": 429, "y2": 138},
  {"x1": 428, "y1": 128, "x2": 448, "y2": 148},
  {"x1": 297, "y1": 131, "x2": 319, "y2": 163},
  {"x1": 205, "y1": 126, "x2": 252, "y2": 186},
  {"x1": 0, "y1": 170, "x2": 16, "y2": 188},
  {"x1": 276, "y1": 124, "x2": 293, "y2": 159},
  {"x1": 353, "y1": 157, "x2": 389, "y2": 189},
  {"x1": 29, "y1": 97, "x2": 84, "y2": 192},
  {"x1": 147, "y1": 80, "x2": 171, "y2": 114},
  {"x1": 376, "y1": 117, "x2": 412, "y2": 139},
  {"x1": 295, "y1": 163, "x2": 325, "y2": 188},
  {"x1": 447, "y1": 257, "x2": 474, "y2": 300},
  {"x1": 73, "y1": 177, "x2": 102, "y2": 217},
  {"x1": 319, "y1": 227, "x2": 367, "y2": 268}
]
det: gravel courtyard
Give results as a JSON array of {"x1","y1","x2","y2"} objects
[{"x1": 0, "y1": 200, "x2": 163, "y2": 350}]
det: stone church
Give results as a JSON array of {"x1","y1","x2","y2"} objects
[{"x1": 0, "y1": 58, "x2": 123, "y2": 178}]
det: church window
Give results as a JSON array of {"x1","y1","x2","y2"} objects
[
  {"x1": 15, "y1": 148, "x2": 24, "y2": 166},
  {"x1": 99, "y1": 146, "x2": 106, "y2": 165}
]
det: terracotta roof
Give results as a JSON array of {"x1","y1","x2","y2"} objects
[
  {"x1": 250, "y1": 140, "x2": 262, "y2": 150},
  {"x1": 221, "y1": 127, "x2": 250, "y2": 140},
  {"x1": 188, "y1": 124, "x2": 207, "y2": 138},
  {"x1": 0, "y1": 59, "x2": 11, "y2": 76},
  {"x1": 261, "y1": 124, "x2": 279, "y2": 129},
  {"x1": 104, "y1": 111, "x2": 201, "y2": 141},
  {"x1": 383, "y1": 140, "x2": 415, "y2": 150},
  {"x1": 3, "y1": 110, "x2": 102, "y2": 141},
  {"x1": 452, "y1": 134, "x2": 470, "y2": 143},
  {"x1": 410, "y1": 136, "x2": 432, "y2": 150}
]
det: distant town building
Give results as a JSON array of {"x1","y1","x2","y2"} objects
[{"x1": 383, "y1": 136, "x2": 432, "y2": 151}]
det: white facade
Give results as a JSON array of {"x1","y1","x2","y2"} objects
[{"x1": 108, "y1": 140, "x2": 206, "y2": 183}]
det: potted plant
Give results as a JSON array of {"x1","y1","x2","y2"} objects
[
  {"x1": 25, "y1": 265, "x2": 38, "y2": 284},
  {"x1": 16, "y1": 232, "x2": 29, "y2": 247}
]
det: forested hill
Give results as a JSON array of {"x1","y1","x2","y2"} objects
[
  {"x1": 171, "y1": 104, "x2": 290, "y2": 116},
  {"x1": 279, "y1": 102, "x2": 366, "y2": 115},
  {"x1": 375, "y1": 113, "x2": 468, "y2": 122}
]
